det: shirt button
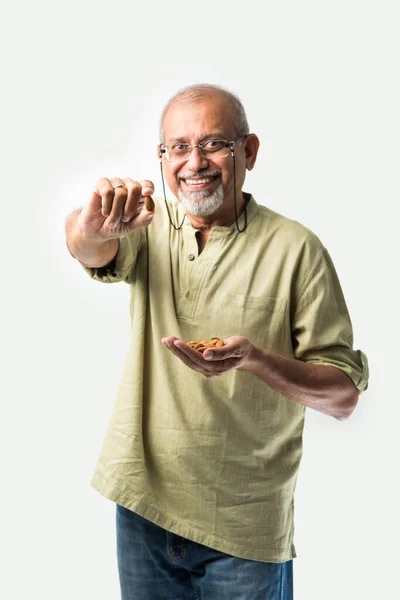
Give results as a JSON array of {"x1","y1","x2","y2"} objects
[{"x1": 188, "y1": 254, "x2": 195, "y2": 261}]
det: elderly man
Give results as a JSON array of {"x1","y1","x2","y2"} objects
[{"x1": 66, "y1": 84, "x2": 369, "y2": 600}]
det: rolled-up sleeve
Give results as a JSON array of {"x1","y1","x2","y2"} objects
[
  {"x1": 80, "y1": 229, "x2": 145, "y2": 284},
  {"x1": 292, "y1": 247, "x2": 369, "y2": 393}
]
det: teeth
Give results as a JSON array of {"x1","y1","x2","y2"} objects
[{"x1": 185, "y1": 178, "x2": 214, "y2": 184}]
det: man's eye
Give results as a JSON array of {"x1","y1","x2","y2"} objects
[
  {"x1": 173, "y1": 144, "x2": 189, "y2": 153},
  {"x1": 203, "y1": 140, "x2": 225, "y2": 151}
]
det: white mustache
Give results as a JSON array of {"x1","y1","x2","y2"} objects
[{"x1": 178, "y1": 170, "x2": 220, "y2": 180}]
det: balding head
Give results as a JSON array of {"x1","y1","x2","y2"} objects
[{"x1": 159, "y1": 84, "x2": 250, "y2": 143}]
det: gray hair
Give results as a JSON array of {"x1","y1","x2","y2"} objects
[{"x1": 159, "y1": 83, "x2": 250, "y2": 143}]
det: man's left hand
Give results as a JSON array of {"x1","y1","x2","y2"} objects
[{"x1": 161, "y1": 336, "x2": 255, "y2": 378}]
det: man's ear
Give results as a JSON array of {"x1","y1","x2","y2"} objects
[{"x1": 244, "y1": 134, "x2": 260, "y2": 171}]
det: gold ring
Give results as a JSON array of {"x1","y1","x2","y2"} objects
[{"x1": 113, "y1": 183, "x2": 125, "y2": 189}]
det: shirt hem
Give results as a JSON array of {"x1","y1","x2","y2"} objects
[{"x1": 90, "y1": 472, "x2": 297, "y2": 564}]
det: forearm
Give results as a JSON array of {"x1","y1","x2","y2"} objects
[
  {"x1": 244, "y1": 346, "x2": 358, "y2": 420},
  {"x1": 65, "y1": 209, "x2": 119, "y2": 268}
]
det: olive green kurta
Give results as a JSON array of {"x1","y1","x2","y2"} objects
[{"x1": 81, "y1": 195, "x2": 368, "y2": 562}]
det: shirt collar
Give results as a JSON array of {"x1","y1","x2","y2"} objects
[{"x1": 180, "y1": 193, "x2": 259, "y2": 236}]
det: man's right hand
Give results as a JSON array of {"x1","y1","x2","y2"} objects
[{"x1": 77, "y1": 177, "x2": 155, "y2": 241}]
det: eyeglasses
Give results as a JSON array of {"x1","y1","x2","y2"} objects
[{"x1": 159, "y1": 136, "x2": 246, "y2": 162}]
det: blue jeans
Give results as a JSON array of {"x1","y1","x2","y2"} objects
[{"x1": 116, "y1": 504, "x2": 293, "y2": 600}]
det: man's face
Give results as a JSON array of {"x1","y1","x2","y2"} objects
[{"x1": 160, "y1": 95, "x2": 249, "y2": 217}]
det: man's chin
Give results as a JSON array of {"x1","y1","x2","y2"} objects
[{"x1": 178, "y1": 187, "x2": 224, "y2": 217}]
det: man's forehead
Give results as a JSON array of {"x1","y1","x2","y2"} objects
[{"x1": 163, "y1": 96, "x2": 234, "y2": 140}]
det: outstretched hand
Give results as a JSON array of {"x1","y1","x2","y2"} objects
[{"x1": 161, "y1": 336, "x2": 255, "y2": 378}]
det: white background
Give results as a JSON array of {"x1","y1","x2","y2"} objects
[{"x1": 1, "y1": 1, "x2": 398, "y2": 598}]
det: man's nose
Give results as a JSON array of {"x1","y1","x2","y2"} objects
[{"x1": 186, "y1": 147, "x2": 209, "y2": 171}]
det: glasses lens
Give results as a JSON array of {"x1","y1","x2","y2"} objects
[
  {"x1": 166, "y1": 144, "x2": 190, "y2": 162},
  {"x1": 201, "y1": 140, "x2": 230, "y2": 159}
]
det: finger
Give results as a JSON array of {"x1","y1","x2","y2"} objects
[
  {"x1": 120, "y1": 179, "x2": 143, "y2": 222},
  {"x1": 107, "y1": 178, "x2": 129, "y2": 227},
  {"x1": 120, "y1": 179, "x2": 156, "y2": 223},
  {"x1": 170, "y1": 339, "x2": 234, "y2": 376},
  {"x1": 163, "y1": 339, "x2": 202, "y2": 371},
  {"x1": 202, "y1": 340, "x2": 240, "y2": 361},
  {"x1": 172, "y1": 339, "x2": 216, "y2": 369},
  {"x1": 110, "y1": 177, "x2": 126, "y2": 189},
  {"x1": 162, "y1": 338, "x2": 213, "y2": 376},
  {"x1": 139, "y1": 180, "x2": 156, "y2": 214},
  {"x1": 139, "y1": 179, "x2": 155, "y2": 196},
  {"x1": 93, "y1": 177, "x2": 114, "y2": 217},
  {"x1": 172, "y1": 341, "x2": 226, "y2": 376}
]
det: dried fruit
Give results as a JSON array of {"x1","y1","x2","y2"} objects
[
  {"x1": 144, "y1": 196, "x2": 155, "y2": 211},
  {"x1": 188, "y1": 337, "x2": 225, "y2": 353}
]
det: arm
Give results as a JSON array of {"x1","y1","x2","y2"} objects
[
  {"x1": 162, "y1": 336, "x2": 359, "y2": 421},
  {"x1": 243, "y1": 345, "x2": 358, "y2": 420}
]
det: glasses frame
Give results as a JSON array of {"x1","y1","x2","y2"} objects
[{"x1": 159, "y1": 135, "x2": 247, "y2": 162}]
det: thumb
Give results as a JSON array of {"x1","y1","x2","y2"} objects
[
  {"x1": 139, "y1": 179, "x2": 155, "y2": 197},
  {"x1": 127, "y1": 208, "x2": 154, "y2": 230},
  {"x1": 203, "y1": 339, "x2": 239, "y2": 361},
  {"x1": 203, "y1": 348, "x2": 228, "y2": 361}
]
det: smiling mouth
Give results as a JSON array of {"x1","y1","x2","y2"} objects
[{"x1": 181, "y1": 175, "x2": 219, "y2": 186}]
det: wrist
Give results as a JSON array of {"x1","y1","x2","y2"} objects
[
  {"x1": 240, "y1": 343, "x2": 262, "y2": 372},
  {"x1": 68, "y1": 225, "x2": 118, "y2": 267}
]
